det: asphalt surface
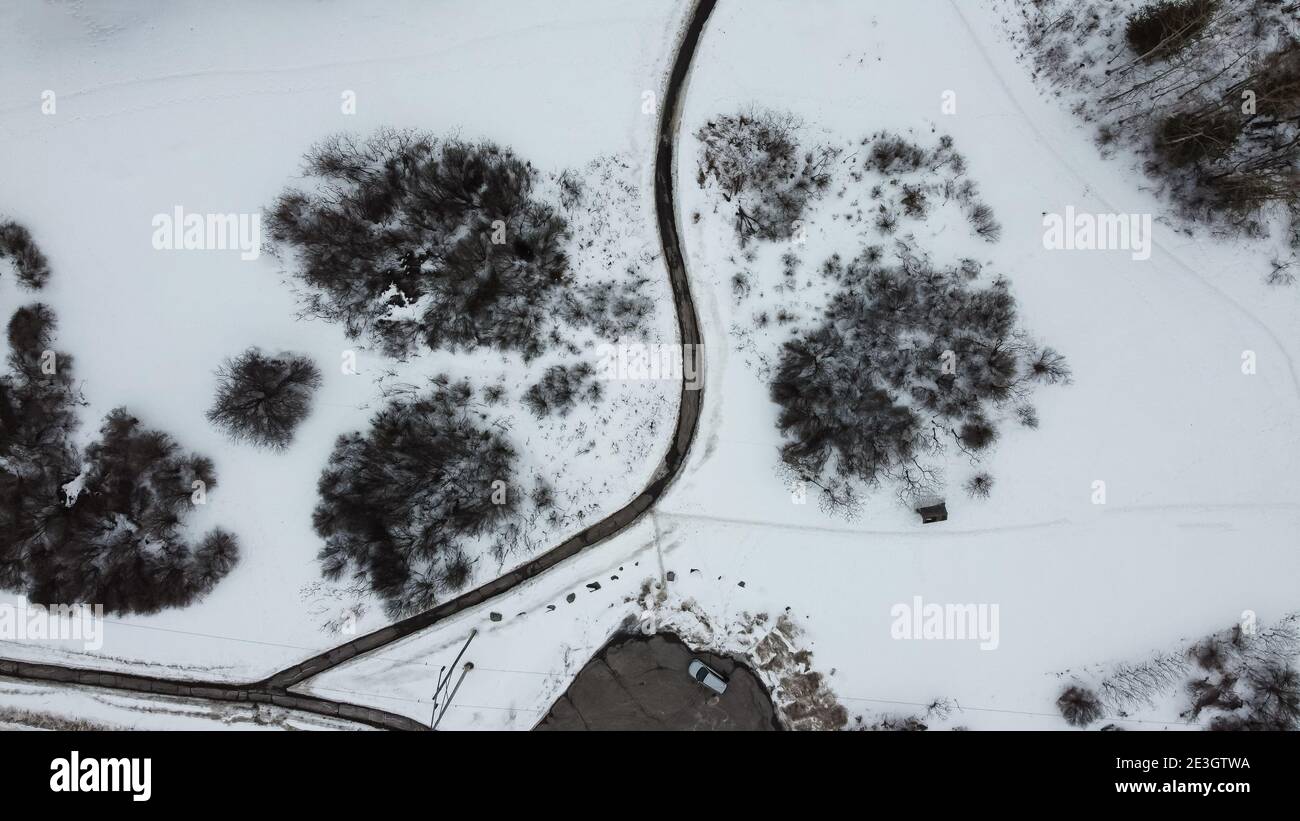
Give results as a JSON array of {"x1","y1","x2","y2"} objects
[
  {"x1": 535, "y1": 633, "x2": 779, "y2": 731},
  {"x1": 0, "y1": 0, "x2": 717, "y2": 731}
]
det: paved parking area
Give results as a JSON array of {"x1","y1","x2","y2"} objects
[{"x1": 536, "y1": 632, "x2": 778, "y2": 730}]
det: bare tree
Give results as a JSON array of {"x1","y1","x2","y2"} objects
[
  {"x1": 696, "y1": 108, "x2": 840, "y2": 242},
  {"x1": 313, "y1": 379, "x2": 519, "y2": 618},
  {"x1": 207, "y1": 348, "x2": 322, "y2": 449},
  {"x1": 770, "y1": 242, "x2": 1065, "y2": 514},
  {"x1": 2, "y1": 305, "x2": 238, "y2": 615},
  {"x1": 1058, "y1": 685, "x2": 1105, "y2": 727},
  {"x1": 0, "y1": 221, "x2": 51, "y2": 289}
]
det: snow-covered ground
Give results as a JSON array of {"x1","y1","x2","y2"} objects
[
  {"x1": 302, "y1": 0, "x2": 1300, "y2": 730},
  {"x1": 664, "y1": 0, "x2": 1300, "y2": 728},
  {"x1": 4, "y1": 0, "x2": 1298, "y2": 730},
  {"x1": 0, "y1": 677, "x2": 370, "y2": 731},
  {"x1": 0, "y1": 0, "x2": 685, "y2": 678}
]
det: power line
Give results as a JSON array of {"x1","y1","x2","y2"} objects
[
  {"x1": 301, "y1": 665, "x2": 1202, "y2": 728},
  {"x1": 0, "y1": 601, "x2": 1214, "y2": 728},
  {"x1": 0, "y1": 614, "x2": 1244, "y2": 728}
]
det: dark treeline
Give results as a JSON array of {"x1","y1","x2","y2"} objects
[
  {"x1": 0, "y1": 304, "x2": 237, "y2": 614},
  {"x1": 1024, "y1": 0, "x2": 1300, "y2": 277}
]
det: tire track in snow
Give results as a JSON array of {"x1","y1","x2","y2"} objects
[
  {"x1": 657, "y1": 500, "x2": 1300, "y2": 541},
  {"x1": 0, "y1": 17, "x2": 647, "y2": 119}
]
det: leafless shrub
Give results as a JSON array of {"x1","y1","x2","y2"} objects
[
  {"x1": 269, "y1": 129, "x2": 639, "y2": 362},
  {"x1": 1266, "y1": 257, "x2": 1296, "y2": 286},
  {"x1": 1125, "y1": 0, "x2": 1221, "y2": 61},
  {"x1": 968, "y1": 202, "x2": 1002, "y2": 242},
  {"x1": 207, "y1": 349, "x2": 321, "y2": 449},
  {"x1": 696, "y1": 107, "x2": 840, "y2": 243},
  {"x1": 1100, "y1": 652, "x2": 1190, "y2": 709},
  {"x1": 1058, "y1": 685, "x2": 1106, "y2": 726},
  {"x1": 963, "y1": 472, "x2": 994, "y2": 499},
  {"x1": 0, "y1": 220, "x2": 51, "y2": 289},
  {"x1": 522, "y1": 362, "x2": 602, "y2": 418},
  {"x1": 313, "y1": 379, "x2": 518, "y2": 618}
]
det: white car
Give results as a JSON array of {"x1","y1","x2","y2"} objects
[{"x1": 687, "y1": 659, "x2": 728, "y2": 695}]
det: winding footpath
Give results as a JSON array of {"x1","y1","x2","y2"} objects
[{"x1": 0, "y1": 0, "x2": 716, "y2": 732}]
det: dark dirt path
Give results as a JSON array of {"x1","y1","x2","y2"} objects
[{"x1": 0, "y1": 0, "x2": 717, "y2": 731}]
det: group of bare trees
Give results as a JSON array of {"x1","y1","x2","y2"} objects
[
  {"x1": 270, "y1": 129, "x2": 645, "y2": 363},
  {"x1": 693, "y1": 110, "x2": 1048, "y2": 515},
  {"x1": 0, "y1": 303, "x2": 237, "y2": 614},
  {"x1": 269, "y1": 129, "x2": 659, "y2": 604},
  {"x1": 1184, "y1": 619, "x2": 1300, "y2": 730},
  {"x1": 1059, "y1": 613, "x2": 1300, "y2": 730},
  {"x1": 523, "y1": 362, "x2": 602, "y2": 418},
  {"x1": 312, "y1": 378, "x2": 520, "y2": 618},
  {"x1": 312, "y1": 372, "x2": 571, "y2": 616},
  {"x1": 1129, "y1": 4, "x2": 1300, "y2": 227},
  {"x1": 863, "y1": 133, "x2": 1003, "y2": 242},
  {"x1": 1023, "y1": 0, "x2": 1300, "y2": 273},
  {"x1": 1124, "y1": 0, "x2": 1220, "y2": 61},
  {"x1": 770, "y1": 242, "x2": 1067, "y2": 515},
  {"x1": 696, "y1": 108, "x2": 840, "y2": 242},
  {"x1": 269, "y1": 130, "x2": 567, "y2": 360}
]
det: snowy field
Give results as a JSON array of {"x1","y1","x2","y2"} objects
[
  {"x1": 0, "y1": 677, "x2": 371, "y2": 731},
  {"x1": 0, "y1": 0, "x2": 685, "y2": 678},
  {"x1": 2, "y1": 0, "x2": 1298, "y2": 731},
  {"x1": 303, "y1": 0, "x2": 1300, "y2": 730}
]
